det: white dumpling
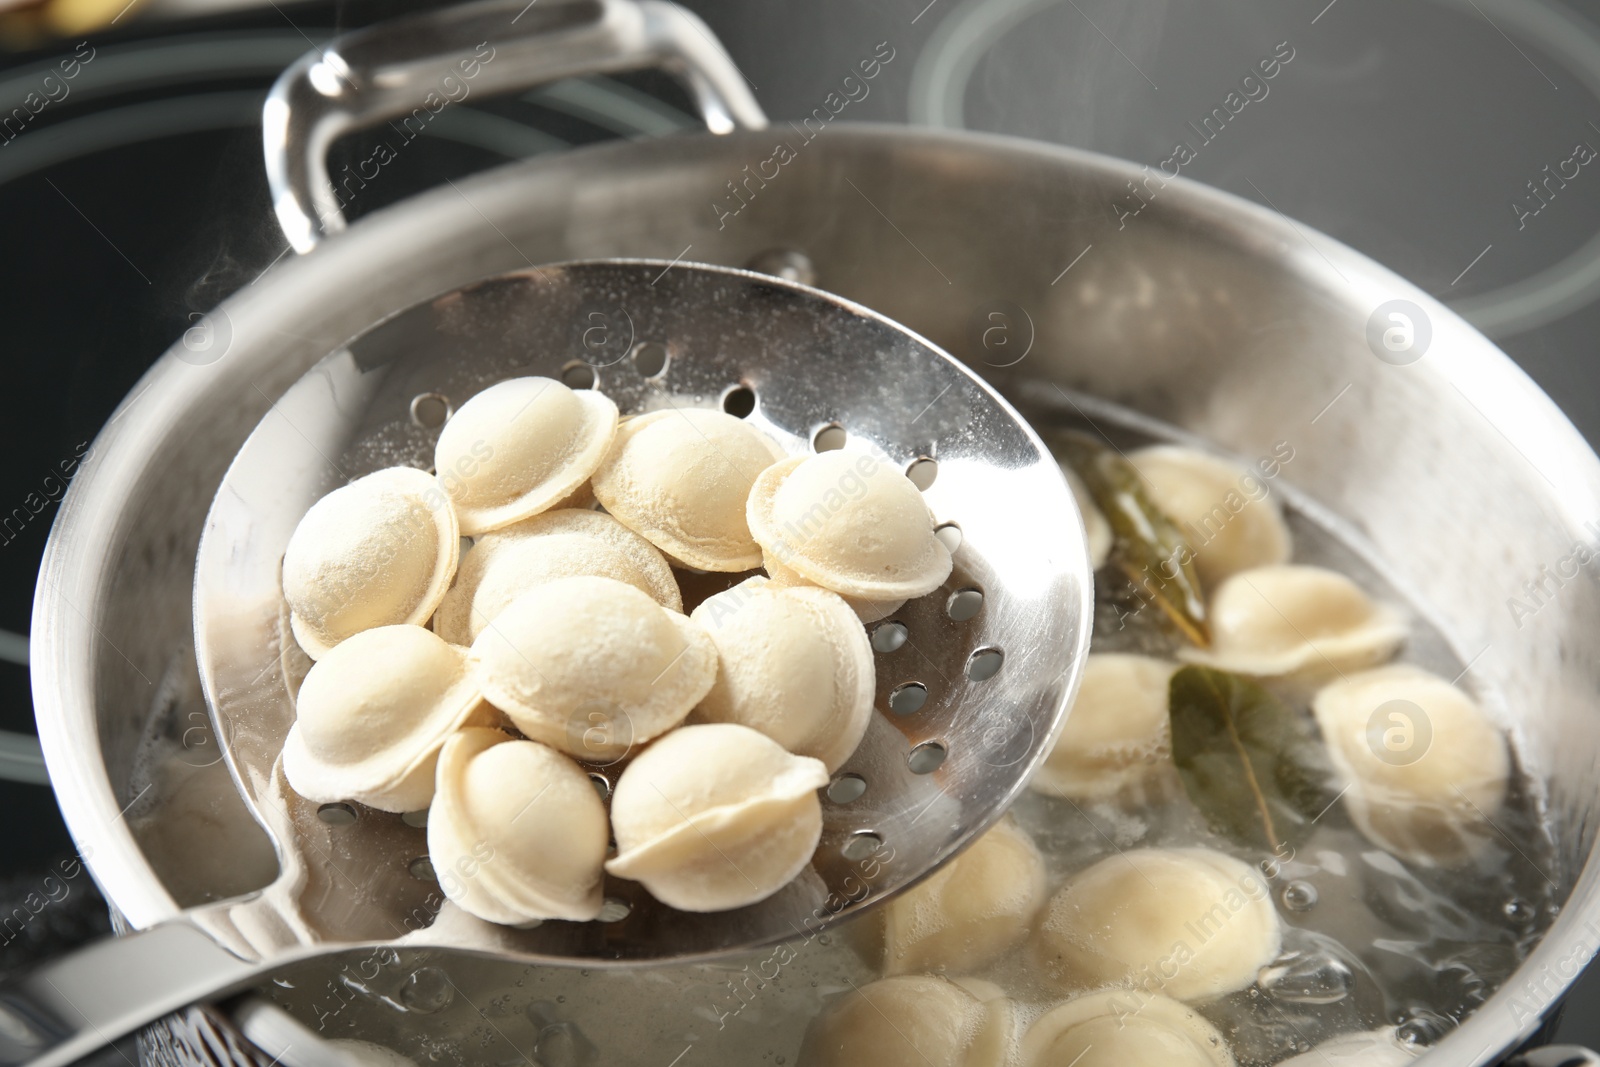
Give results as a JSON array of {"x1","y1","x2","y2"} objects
[
  {"x1": 1063, "y1": 466, "x2": 1112, "y2": 570},
  {"x1": 1019, "y1": 990, "x2": 1235, "y2": 1067},
  {"x1": 591, "y1": 407, "x2": 787, "y2": 571},
  {"x1": 471, "y1": 576, "x2": 715, "y2": 762},
  {"x1": 1312, "y1": 665, "x2": 1509, "y2": 868},
  {"x1": 689, "y1": 577, "x2": 874, "y2": 772},
  {"x1": 799, "y1": 974, "x2": 1010, "y2": 1067},
  {"x1": 1032, "y1": 653, "x2": 1175, "y2": 800},
  {"x1": 281, "y1": 467, "x2": 459, "y2": 659},
  {"x1": 1278, "y1": 1028, "x2": 1418, "y2": 1066},
  {"x1": 1129, "y1": 445, "x2": 1291, "y2": 587},
  {"x1": 432, "y1": 509, "x2": 680, "y2": 645},
  {"x1": 1038, "y1": 847, "x2": 1281, "y2": 1002},
  {"x1": 879, "y1": 815, "x2": 1045, "y2": 976},
  {"x1": 764, "y1": 553, "x2": 904, "y2": 625},
  {"x1": 281, "y1": 625, "x2": 486, "y2": 812},
  {"x1": 748, "y1": 451, "x2": 952, "y2": 601},
  {"x1": 434, "y1": 376, "x2": 618, "y2": 536},
  {"x1": 606, "y1": 724, "x2": 828, "y2": 911},
  {"x1": 1186, "y1": 564, "x2": 1406, "y2": 677},
  {"x1": 427, "y1": 728, "x2": 609, "y2": 924}
]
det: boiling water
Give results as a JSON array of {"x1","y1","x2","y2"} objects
[{"x1": 258, "y1": 399, "x2": 1560, "y2": 1066}]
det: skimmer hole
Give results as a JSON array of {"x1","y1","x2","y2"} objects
[
  {"x1": 908, "y1": 742, "x2": 947, "y2": 775},
  {"x1": 813, "y1": 424, "x2": 848, "y2": 452},
  {"x1": 317, "y1": 802, "x2": 357, "y2": 826},
  {"x1": 589, "y1": 773, "x2": 612, "y2": 801},
  {"x1": 871, "y1": 621, "x2": 909, "y2": 653},
  {"x1": 946, "y1": 588, "x2": 984, "y2": 621},
  {"x1": 827, "y1": 774, "x2": 868, "y2": 803},
  {"x1": 408, "y1": 857, "x2": 437, "y2": 881},
  {"x1": 888, "y1": 682, "x2": 928, "y2": 715},
  {"x1": 400, "y1": 809, "x2": 429, "y2": 828},
  {"x1": 561, "y1": 361, "x2": 598, "y2": 389},
  {"x1": 598, "y1": 898, "x2": 632, "y2": 923},
  {"x1": 906, "y1": 457, "x2": 938, "y2": 490},
  {"x1": 409, "y1": 393, "x2": 451, "y2": 429},
  {"x1": 631, "y1": 341, "x2": 670, "y2": 378},
  {"x1": 722, "y1": 385, "x2": 757, "y2": 418},
  {"x1": 967, "y1": 648, "x2": 1004, "y2": 681},
  {"x1": 842, "y1": 831, "x2": 883, "y2": 860},
  {"x1": 934, "y1": 523, "x2": 962, "y2": 553}
]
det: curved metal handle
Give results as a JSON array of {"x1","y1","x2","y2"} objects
[
  {"x1": 263, "y1": 0, "x2": 767, "y2": 253},
  {"x1": 1507, "y1": 1048, "x2": 1600, "y2": 1067}
]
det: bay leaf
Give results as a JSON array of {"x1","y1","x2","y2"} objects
[
  {"x1": 1054, "y1": 432, "x2": 1210, "y2": 647},
  {"x1": 1169, "y1": 665, "x2": 1335, "y2": 853}
]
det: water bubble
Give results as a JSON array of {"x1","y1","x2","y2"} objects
[
  {"x1": 399, "y1": 967, "x2": 454, "y2": 1014},
  {"x1": 1259, "y1": 950, "x2": 1355, "y2": 1005},
  {"x1": 1503, "y1": 897, "x2": 1536, "y2": 924},
  {"x1": 1395, "y1": 1009, "x2": 1452, "y2": 1047},
  {"x1": 1281, "y1": 881, "x2": 1319, "y2": 912},
  {"x1": 534, "y1": 1021, "x2": 597, "y2": 1067}
]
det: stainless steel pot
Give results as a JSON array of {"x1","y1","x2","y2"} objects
[{"x1": 30, "y1": 0, "x2": 1600, "y2": 1063}]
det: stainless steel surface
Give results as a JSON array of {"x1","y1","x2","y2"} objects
[
  {"x1": 1508, "y1": 1049, "x2": 1600, "y2": 1067},
  {"x1": 263, "y1": 0, "x2": 766, "y2": 252},
  {"x1": 28, "y1": 1, "x2": 1600, "y2": 1064}
]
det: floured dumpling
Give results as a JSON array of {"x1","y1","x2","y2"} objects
[
  {"x1": 282, "y1": 467, "x2": 459, "y2": 659},
  {"x1": 432, "y1": 509, "x2": 680, "y2": 645},
  {"x1": 748, "y1": 451, "x2": 952, "y2": 600},
  {"x1": 1063, "y1": 466, "x2": 1112, "y2": 570},
  {"x1": 1019, "y1": 990, "x2": 1235, "y2": 1067},
  {"x1": 434, "y1": 376, "x2": 618, "y2": 536},
  {"x1": 472, "y1": 576, "x2": 714, "y2": 762},
  {"x1": 1038, "y1": 847, "x2": 1281, "y2": 1002},
  {"x1": 281, "y1": 625, "x2": 486, "y2": 812},
  {"x1": 763, "y1": 554, "x2": 905, "y2": 625},
  {"x1": 879, "y1": 816, "x2": 1045, "y2": 975},
  {"x1": 1187, "y1": 564, "x2": 1406, "y2": 677},
  {"x1": 1129, "y1": 445, "x2": 1291, "y2": 587},
  {"x1": 1278, "y1": 1028, "x2": 1418, "y2": 1066},
  {"x1": 1032, "y1": 653, "x2": 1175, "y2": 800},
  {"x1": 606, "y1": 724, "x2": 828, "y2": 911},
  {"x1": 799, "y1": 974, "x2": 1011, "y2": 1067},
  {"x1": 427, "y1": 728, "x2": 608, "y2": 923},
  {"x1": 591, "y1": 407, "x2": 786, "y2": 571},
  {"x1": 1312, "y1": 665, "x2": 1509, "y2": 868},
  {"x1": 689, "y1": 577, "x2": 874, "y2": 772}
]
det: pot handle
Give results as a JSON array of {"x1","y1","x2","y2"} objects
[
  {"x1": 263, "y1": 0, "x2": 767, "y2": 253},
  {"x1": 1506, "y1": 1049, "x2": 1600, "y2": 1067}
]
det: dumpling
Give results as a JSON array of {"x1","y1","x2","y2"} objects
[
  {"x1": 879, "y1": 816, "x2": 1045, "y2": 975},
  {"x1": 1063, "y1": 466, "x2": 1112, "y2": 571},
  {"x1": 434, "y1": 376, "x2": 618, "y2": 536},
  {"x1": 1032, "y1": 653, "x2": 1175, "y2": 800},
  {"x1": 427, "y1": 728, "x2": 609, "y2": 923},
  {"x1": 1278, "y1": 1029, "x2": 1417, "y2": 1066},
  {"x1": 1019, "y1": 990, "x2": 1235, "y2": 1067},
  {"x1": 748, "y1": 451, "x2": 952, "y2": 601},
  {"x1": 1312, "y1": 665, "x2": 1509, "y2": 868},
  {"x1": 591, "y1": 407, "x2": 787, "y2": 571},
  {"x1": 1038, "y1": 847, "x2": 1281, "y2": 1002},
  {"x1": 606, "y1": 724, "x2": 828, "y2": 911},
  {"x1": 1128, "y1": 445, "x2": 1291, "y2": 587},
  {"x1": 689, "y1": 577, "x2": 874, "y2": 772},
  {"x1": 799, "y1": 974, "x2": 1011, "y2": 1067},
  {"x1": 764, "y1": 554, "x2": 904, "y2": 625},
  {"x1": 281, "y1": 625, "x2": 487, "y2": 812},
  {"x1": 1187, "y1": 565, "x2": 1406, "y2": 677},
  {"x1": 472, "y1": 576, "x2": 715, "y2": 762},
  {"x1": 432, "y1": 509, "x2": 681, "y2": 645},
  {"x1": 281, "y1": 467, "x2": 459, "y2": 659}
]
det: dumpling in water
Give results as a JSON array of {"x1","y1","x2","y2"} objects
[
  {"x1": 1019, "y1": 990, "x2": 1235, "y2": 1067},
  {"x1": 878, "y1": 816, "x2": 1045, "y2": 976},
  {"x1": 748, "y1": 451, "x2": 952, "y2": 601},
  {"x1": 592, "y1": 407, "x2": 787, "y2": 571},
  {"x1": 1129, "y1": 445, "x2": 1291, "y2": 587},
  {"x1": 433, "y1": 376, "x2": 618, "y2": 536},
  {"x1": 1032, "y1": 653, "x2": 1175, "y2": 801},
  {"x1": 432, "y1": 509, "x2": 680, "y2": 645},
  {"x1": 1277, "y1": 1028, "x2": 1418, "y2": 1066},
  {"x1": 1187, "y1": 565, "x2": 1406, "y2": 677},
  {"x1": 1312, "y1": 665, "x2": 1509, "y2": 868},
  {"x1": 690, "y1": 577, "x2": 874, "y2": 772},
  {"x1": 281, "y1": 467, "x2": 459, "y2": 659},
  {"x1": 1037, "y1": 847, "x2": 1280, "y2": 1002},
  {"x1": 799, "y1": 974, "x2": 1012, "y2": 1067},
  {"x1": 606, "y1": 724, "x2": 829, "y2": 912}
]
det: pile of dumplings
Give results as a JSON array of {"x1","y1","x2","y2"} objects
[{"x1": 279, "y1": 375, "x2": 954, "y2": 922}]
